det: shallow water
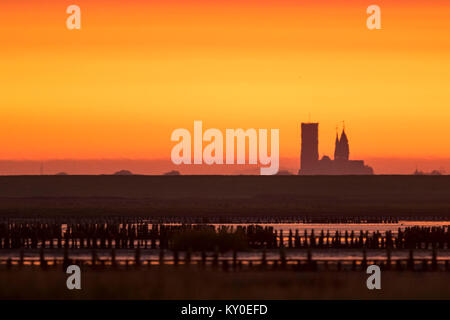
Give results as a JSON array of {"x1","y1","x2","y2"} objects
[
  {"x1": 3, "y1": 220, "x2": 449, "y2": 262},
  {"x1": 2, "y1": 248, "x2": 449, "y2": 262},
  {"x1": 209, "y1": 220, "x2": 450, "y2": 234}
]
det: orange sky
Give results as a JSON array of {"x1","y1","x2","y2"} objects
[{"x1": 1, "y1": 0, "x2": 449, "y2": 173}]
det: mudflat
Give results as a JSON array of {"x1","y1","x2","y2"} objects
[{"x1": 0, "y1": 175, "x2": 449, "y2": 217}]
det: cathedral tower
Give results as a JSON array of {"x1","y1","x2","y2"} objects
[
  {"x1": 334, "y1": 129, "x2": 349, "y2": 161},
  {"x1": 300, "y1": 122, "x2": 319, "y2": 173}
]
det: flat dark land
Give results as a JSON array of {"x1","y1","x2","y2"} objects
[
  {"x1": 0, "y1": 175, "x2": 449, "y2": 217},
  {"x1": 1, "y1": 268, "x2": 450, "y2": 299}
]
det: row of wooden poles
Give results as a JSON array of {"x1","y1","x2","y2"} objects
[
  {"x1": 1, "y1": 248, "x2": 449, "y2": 272},
  {"x1": 0, "y1": 224, "x2": 449, "y2": 250}
]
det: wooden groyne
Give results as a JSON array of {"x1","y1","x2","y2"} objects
[
  {"x1": 1, "y1": 248, "x2": 449, "y2": 272},
  {"x1": 0, "y1": 222, "x2": 449, "y2": 250}
]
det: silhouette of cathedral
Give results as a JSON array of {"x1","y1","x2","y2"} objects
[{"x1": 298, "y1": 122, "x2": 373, "y2": 175}]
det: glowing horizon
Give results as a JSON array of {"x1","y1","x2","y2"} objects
[{"x1": 1, "y1": 0, "x2": 450, "y2": 173}]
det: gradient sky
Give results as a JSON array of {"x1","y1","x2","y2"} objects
[{"x1": 1, "y1": 0, "x2": 449, "y2": 173}]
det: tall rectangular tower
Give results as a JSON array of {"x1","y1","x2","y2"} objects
[{"x1": 300, "y1": 123, "x2": 319, "y2": 174}]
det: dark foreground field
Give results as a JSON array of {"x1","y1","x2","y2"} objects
[
  {"x1": 0, "y1": 175, "x2": 449, "y2": 217},
  {"x1": 1, "y1": 267, "x2": 449, "y2": 299}
]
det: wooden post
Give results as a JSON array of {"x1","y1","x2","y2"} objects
[
  {"x1": 159, "y1": 249, "x2": 165, "y2": 266},
  {"x1": 185, "y1": 248, "x2": 191, "y2": 266},
  {"x1": 201, "y1": 251, "x2": 206, "y2": 268},
  {"x1": 407, "y1": 249, "x2": 414, "y2": 271},
  {"x1": 135, "y1": 247, "x2": 141, "y2": 268},
  {"x1": 432, "y1": 249, "x2": 438, "y2": 271},
  {"x1": 386, "y1": 248, "x2": 391, "y2": 270},
  {"x1": 279, "y1": 247, "x2": 286, "y2": 269},
  {"x1": 212, "y1": 247, "x2": 219, "y2": 269},
  {"x1": 361, "y1": 249, "x2": 367, "y2": 270},
  {"x1": 256, "y1": 248, "x2": 265, "y2": 270},
  {"x1": 19, "y1": 248, "x2": 24, "y2": 268},
  {"x1": 40, "y1": 247, "x2": 47, "y2": 269},
  {"x1": 91, "y1": 249, "x2": 97, "y2": 269},
  {"x1": 111, "y1": 248, "x2": 117, "y2": 268}
]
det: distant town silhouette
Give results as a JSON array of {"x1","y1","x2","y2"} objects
[
  {"x1": 299, "y1": 122, "x2": 373, "y2": 175},
  {"x1": 0, "y1": 120, "x2": 448, "y2": 175}
]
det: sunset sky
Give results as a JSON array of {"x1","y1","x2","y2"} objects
[{"x1": 1, "y1": 0, "x2": 449, "y2": 174}]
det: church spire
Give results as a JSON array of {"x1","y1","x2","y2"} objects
[
  {"x1": 334, "y1": 127, "x2": 340, "y2": 160},
  {"x1": 339, "y1": 128, "x2": 349, "y2": 161},
  {"x1": 334, "y1": 122, "x2": 350, "y2": 161}
]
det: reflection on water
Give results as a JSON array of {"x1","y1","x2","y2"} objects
[
  {"x1": 209, "y1": 220, "x2": 450, "y2": 235},
  {"x1": 1, "y1": 248, "x2": 450, "y2": 261},
  {"x1": 3, "y1": 220, "x2": 449, "y2": 262}
]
